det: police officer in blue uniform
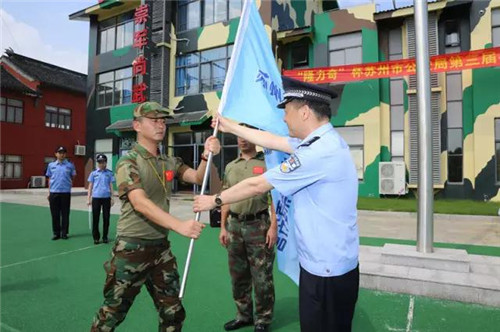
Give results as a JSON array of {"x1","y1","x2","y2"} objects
[
  {"x1": 46, "y1": 146, "x2": 76, "y2": 240},
  {"x1": 194, "y1": 76, "x2": 360, "y2": 332},
  {"x1": 87, "y1": 154, "x2": 116, "y2": 244}
]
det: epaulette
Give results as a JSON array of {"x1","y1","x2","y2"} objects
[{"x1": 298, "y1": 136, "x2": 320, "y2": 148}]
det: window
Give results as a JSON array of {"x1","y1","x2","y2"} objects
[
  {"x1": 492, "y1": 8, "x2": 500, "y2": 47},
  {"x1": 178, "y1": 0, "x2": 243, "y2": 31},
  {"x1": 323, "y1": 0, "x2": 339, "y2": 12},
  {"x1": 98, "y1": 12, "x2": 138, "y2": 54},
  {"x1": 1, "y1": 97, "x2": 23, "y2": 124},
  {"x1": 0, "y1": 155, "x2": 22, "y2": 179},
  {"x1": 495, "y1": 119, "x2": 500, "y2": 183},
  {"x1": 178, "y1": 0, "x2": 201, "y2": 31},
  {"x1": 97, "y1": 67, "x2": 133, "y2": 108},
  {"x1": 44, "y1": 157, "x2": 55, "y2": 174},
  {"x1": 446, "y1": 72, "x2": 463, "y2": 183},
  {"x1": 220, "y1": 132, "x2": 238, "y2": 172},
  {"x1": 176, "y1": 45, "x2": 232, "y2": 96},
  {"x1": 444, "y1": 20, "x2": 461, "y2": 54},
  {"x1": 388, "y1": 27, "x2": 404, "y2": 162},
  {"x1": 445, "y1": 20, "x2": 463, "y2": 183},
  {"x1": 328, "y1": 32, "x2": 362, "y2": 66},
  {"x1": 290, "y1": 42, "x2": 309, "y2": 69},
  {"x1": 119, "y1": 137, "x2": 134, "y2": 157},
  {"x1": 45, "y1": 106, "x2": 71, "y2": 130},
  {"x1": 95, "y1": 139, "x2": 113, "y2": 170},
  {"x1": 336, "y1": 126, "x2": 364, "y2": 180},
  {"x1": 170, "y1": 131, "x2": 237, "y2": 191}
]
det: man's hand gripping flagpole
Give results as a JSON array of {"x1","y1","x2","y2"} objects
[{"x1": 178, "y1": 119, "x2": 219, "y2": 299}]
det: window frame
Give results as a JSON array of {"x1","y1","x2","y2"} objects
[
  {"x1": 492, "y1": 8, "x2": 500, "y2": 47},
  {"x1": 44, "y1": 156, "x2": 55, "y2": 174},
  {"x1": 178, "y1": 0, "x2": 243, "y2": 32},
  {"x1": 96, "y1": 67, "x2": 133, "y2": 108},
  {"x1": 446, "y1": 71, "x2": 464, "y2": 184},
  {"x1": 335, "y1": 126, "x2": 365, "y2": 181},
  {"x1": 178, "y1": 0, "x2": 202, "y2": 32},
  {"x1": 98, "y1": 12, "x2": 137, "y2": 54},
  {"x1": 45, "y1": 106, "x2": 72, "y2": 130},
  {"x1": 0, "y1": 154, "x2": 22, "y2": 179},
  {"x1": 1, "y1": 97, "x2": 24, "y2": 124},
  {"x1": 290, "y1": 41, "x2": 309, "y2": 69},
  {"x1": 328, "y1": 32, "x2": 363, "y2": 67},
  {"x1": 175, "y1": 45, "x2": 232, "y2": 96},
  {"x1": 95, "y1": 139, "x2": 114, "y2": 170}
]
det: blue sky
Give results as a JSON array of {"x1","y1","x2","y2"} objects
[
  {"x1": 1, "y1": 0, "x2": 412, "y2": 74},
  {"x1": 1, "y1": 0, "x2": 94, "y2": 73}
]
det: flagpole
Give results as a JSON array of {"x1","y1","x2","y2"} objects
[
  {"x1": 178, "y1": 0, "x2": 252, "y2": 299},
  {"x1": 179, "y1": 120, "x2": 219, "y2": 299}
]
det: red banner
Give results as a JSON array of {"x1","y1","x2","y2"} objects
[{"x1": 283, "y1": 47, "x2": 500, "y2": 84}]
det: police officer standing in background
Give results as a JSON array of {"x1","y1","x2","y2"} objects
[
  {"x1": 87, "y1": 154, "x2": 115, "y2": 244},
  {"x1": 91, "y1": 101, "x2": 220, "y2": 332},
  {"x1": 46, "y1": 146, "x2": 76, "y2": 240},
  {"x1": 220, "y1": 125, "x2": 277, "y2": 332},
  {"x1": 194, "y1": 77, "x2": 360, "y2": 332}
]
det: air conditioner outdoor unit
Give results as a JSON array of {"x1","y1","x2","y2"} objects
[
  {"x1": 379, "y1": 162, "x2": 406, "y2": 195},
  {"x1": 31, "y1": 176, "x2": 46, "y2": 188},
  {"x1": 75, "y1": 145, "x2": 86, "y2": 156}
]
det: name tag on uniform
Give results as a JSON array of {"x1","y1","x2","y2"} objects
[
  {"x1": 253, "y1": 166, "x2": 264, "y2": 174},
  {"x1": 164, "y1": 170, "x2": 174, "y2": 182}
]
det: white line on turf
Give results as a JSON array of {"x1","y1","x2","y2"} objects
[
  {"x1": 0, "y1": 322, "x2": 22, "y2": 332},
  {"x1": 406, "y1": 295, "x2": 415, "y2": 332},
  {"x1": 384, "y1": 324, "x2": 405, "y2": 331},
  {"x1": 0, "y1": 245, "x2": 99, "y2": 269}
]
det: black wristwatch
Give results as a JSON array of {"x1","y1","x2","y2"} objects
[{"x1": 215, "y1": 193, "x2": 223, "y2": 207}]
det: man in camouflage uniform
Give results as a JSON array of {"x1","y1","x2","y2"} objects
[
  {"x1": 219, "y1": 126, "x2": 277, "y2": 332},
  {"x1": 90, "y1": 101, "x2": 220, "y2": 332}
]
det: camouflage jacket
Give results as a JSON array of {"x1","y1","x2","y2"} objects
[{"x1": 115, "y1": 143, "x2": 187, "y2": 239}]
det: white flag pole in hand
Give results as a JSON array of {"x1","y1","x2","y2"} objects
[{"x1": 179, "y1": 121, "x2": 219, "y2": 299}]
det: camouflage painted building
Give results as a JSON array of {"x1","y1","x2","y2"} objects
[{"x1": 71, "y1": 0, "x2": 500, "y2": 201}]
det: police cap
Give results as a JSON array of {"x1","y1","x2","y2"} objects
[
  {"x1": 96, "y1": 154, "x2": 107, "y2": 162},
  {"x1": 55, "y1": 146, "x2": 67, "y2": 153},
  {"x1": 277, "y1": 76, "x2": 337, "y2": 109}
]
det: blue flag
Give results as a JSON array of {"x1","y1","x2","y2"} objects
[{"x1": 219, "y1": 0, "x2": 299, "y2": 284}]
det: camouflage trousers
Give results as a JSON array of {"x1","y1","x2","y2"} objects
[
  {"x1": 90, "y1": 237, "x2": 185, "y2": 332},
  {"x1": 226, "y1": 214, "x2": 275, "y2": 325}
]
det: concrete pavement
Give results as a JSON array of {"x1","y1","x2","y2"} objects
[{"x1": 1, "y1": 188, "x2": 498, "y2": 247}]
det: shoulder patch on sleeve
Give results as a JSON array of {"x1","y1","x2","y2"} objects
[
  {"x1": 280, "y1": 154, "x2": 301, "y2": 173},
  {"x1": 298, "y1": 136, "x2": 320, "y2": 148}
]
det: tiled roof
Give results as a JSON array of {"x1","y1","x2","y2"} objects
[
  {"x1": 0, "y1": 66, "x2": 36, "y2": 94},
  {"x1": 2, "y1": 51, "x2": 87, "y2": 94}
]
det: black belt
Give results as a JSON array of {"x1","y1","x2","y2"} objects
[{"x1": 229, "y1": 210, "x2": 269, "y2": 221}]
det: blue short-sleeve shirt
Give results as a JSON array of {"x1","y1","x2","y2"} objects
[
  {"x1": 46, "y1": 160, "x2": 76, "y2": 193},
  {"x1": 264, "y1": 123, "x2": 359, "y2": 277},
  {"x1": 88, "y1": 169, "x2": 115, "y2": 198}
]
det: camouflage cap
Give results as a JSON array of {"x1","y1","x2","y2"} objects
[{"x1": 133, "y1": 101, "x2": 174, "y2": 119}]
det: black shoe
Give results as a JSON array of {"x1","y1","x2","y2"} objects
[
  {"x1": 254, "y1": 324, "x2": 270, "y2": 332},
  {"x1": 94, "y1": 239, "x2": 100, "y2": 245},
  {"x1": 102, "y1": 238, "x2": 108, "y2": 243},
  {"x1": 224, "y1": 319, "x2": 253, "y2": 331},
  {"x1": 51, "y1": 235, "x2": 60, "y2": 240},
  {"x1": 61, "y1": 235, "x2": 68, "y2": 240}
]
